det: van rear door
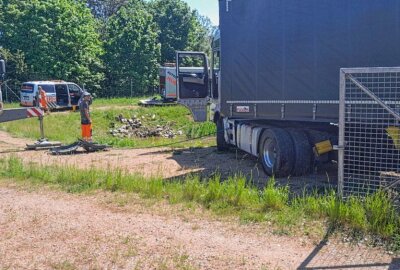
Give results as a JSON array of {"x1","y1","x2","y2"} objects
[
  {"x1": 20, "y1": 84, "x2": 35, "y2": 107},
  {"x1": 176, "y1": 51, "x2": 209, "y2": 122}
]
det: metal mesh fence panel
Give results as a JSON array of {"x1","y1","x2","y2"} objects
[{"x1": 339, "y1": 68, "x2": 400, "y2": 201}]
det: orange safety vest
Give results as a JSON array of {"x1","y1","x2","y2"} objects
[{"x1": 40, "y1": 89, "x2": 47, "y2": 109}]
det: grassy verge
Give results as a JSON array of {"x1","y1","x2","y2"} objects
[
  {"x1": 1, "y1": 156, "x2": 399, "y2": 249},
  {"x1": 2, "y1": 102, "x2": 20, "y2": 109},
  {"x1": 0, "y1": 98, "x2": 216, "y2": 148}
]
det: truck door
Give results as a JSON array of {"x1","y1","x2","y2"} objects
[
  {"x1": 176, "y1": 51, "x2": 209, "y2": 122},
  {"x1": 68, "y1": 84, "x2": 82, "y2": 106}
]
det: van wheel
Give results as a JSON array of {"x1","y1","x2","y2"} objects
[
  {"x1": 216, "y1": 117, "x2": 229, "y2": 151},
  {"x1": 259, "y1": 128, "x2": 294, "y2": 177},
  {"x1": 287, "y1": 129, "x2": 313, "y2": 176}
]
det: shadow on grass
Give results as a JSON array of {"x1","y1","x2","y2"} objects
[{"x1": 139, "y1": 146, "x2": 338, "y2": 195}]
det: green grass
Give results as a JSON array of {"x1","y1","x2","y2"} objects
[
  {"x1": 2, "y1": 102, "x2": 20, "y2": 109},
  {"x1": 92, "y1": 96, "x2": 148, "y2": 107},
  {"x1": 1, "y1": 156, "x2": 399, "y2": 248},
  {"x1": 0, "y1": 97, "x2": 216, "y2": 148}
]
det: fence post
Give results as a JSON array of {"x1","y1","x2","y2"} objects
[
  {"x1": 4, "y1": 83, "x2": 8, "y2": 103},
  {"x1": 338, "y1": 69, "x2": 346, "y2": 198},
  {"x1": 130, "y1": 78, "x2": 133, "y2": 97}
]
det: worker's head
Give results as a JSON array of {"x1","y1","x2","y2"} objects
[
  {"x1": 83, "y1": 92, "x2": 91, "y2": 101},
  {"x1": 39, "y1": 86, "x2": 43, "y2": 91}
]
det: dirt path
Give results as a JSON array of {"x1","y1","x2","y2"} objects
[
  {"x1": 0, "y1": 131, "x2": 334, "y2": 192},
  {"x1": 0, "y1": 185, "x2": 397, "y2": 270}
]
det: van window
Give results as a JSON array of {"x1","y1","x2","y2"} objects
[
  {"x1": 68, "y1": 84, "x2": 81, "y2": 94},
  {"x1": 21, "y1": 84, "x2": 34, "y2": 93},
  {"x1": 39, "y1": 84, "x2": 55, "y2": 93}
]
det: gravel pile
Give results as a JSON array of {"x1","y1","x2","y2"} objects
[{"x1": 109, "y1": 114, "x2": 183, "y2": 139}]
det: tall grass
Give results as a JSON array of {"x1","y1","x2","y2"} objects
[
  {"x1": 0, "y1": 156, "x2": 399, "y2": 246},
  {"x1": 186, "y1": 122, "x2": 216, "y2": 138}
]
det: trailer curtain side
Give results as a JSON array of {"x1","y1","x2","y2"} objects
[{"x1": 219, "y1": 0, "x2": 400, "y2": 122}]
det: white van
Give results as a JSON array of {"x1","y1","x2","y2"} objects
[{"x1": 20, "y1": 81, "x2": 83, "y2": 109}]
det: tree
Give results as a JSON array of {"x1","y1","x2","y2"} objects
[
  {"x1": 149, "y1": 0, "x2": 193, "y2": 64},
  {"x1": 104, "y1": 0, "x2": 160, "y2": 96},
  {"x1": 1, "y1": 0, "x2": 104, "y2": 93},
  {"x1": 0, "y1": 48, "x2": 28, "y2": 81},
  {"x1": 0, "y1": 48, "x2": 28, "y2": 102},
  {"x1": 186, "y1": 11, "x2": 215, "y2": 57},
  {"x1": 86, "y1": 0, "x2": 128, "y2": 20}
]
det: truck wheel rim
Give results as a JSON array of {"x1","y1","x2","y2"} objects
[{"x1": 263, "y1": 140, "x2": 276, "y2": 168}]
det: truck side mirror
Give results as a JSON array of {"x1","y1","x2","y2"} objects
[{"x1": 0, "y1": 60, "x2": 5, "y2": 75}]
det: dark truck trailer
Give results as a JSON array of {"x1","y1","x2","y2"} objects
[
  {"x1": 176, "y1": 0, "x2": 400, "y2": 177},
  {"x1": 220, "y1": 0, "x2": 400, "y2": 122}
]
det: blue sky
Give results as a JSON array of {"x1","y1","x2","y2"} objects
[{"x1": 183, "y1": 0, "x2": 219, "y2": 25}]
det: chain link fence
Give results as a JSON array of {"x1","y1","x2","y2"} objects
[
  {"x1": 1, "y1": 74, "x2": 159, "y2": 104},
  {"x1": 339, "y1": 68, "x2": 400, "y2": 201}
]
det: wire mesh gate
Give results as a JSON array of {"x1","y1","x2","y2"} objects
[{"x1": 338, "y1": 68, "x2": 400, "y2": 200}]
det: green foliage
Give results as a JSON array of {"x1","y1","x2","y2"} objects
[
  {"x1": 148, "y1": 0, "x2": 213, "y2": 64},
  {"x1": 0, "y1": 0, "x2": 214, "y2": 98},
  {"x1": 186, "y1": 122, "x2": 216, "y2": 139},
  {"x1": 365, "y1": 190, "x2": 398, "y2": 237},
  {"x1": 1, "y1": 0, "x2": 104, "y2": 92},
  {"x1": 103, "y1": 0, "x2": 160, "y2": 97},
  {"x1": 87, "y1": 0, "x2": 128, "y2": 20},
  {"x1": 186, "y1": 11, "x2": 213, "y2": 57},
  {"x1": 1, "y1": 156, "x2": 400, "y2": 246},
  {"x1": 0, "y1": 48, "x2": 28, "y2": 90},
  {"x1": 261, "y1": 179, "x2": 289, "y2": 211},
  {"x1": 149, "y1": 0, "x2": 193, "y2": 64}
]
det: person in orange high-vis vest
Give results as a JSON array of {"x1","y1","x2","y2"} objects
[
  {"x1": 38, "y1": 86, "x2": 48, "y2": 111},
  {"x1": 80, "y1": 92, "x2": 92, "y2": 142}
]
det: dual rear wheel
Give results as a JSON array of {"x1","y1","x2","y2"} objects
[{"x1": 259, "y1": 128, "x2": 313, "y2": 177}]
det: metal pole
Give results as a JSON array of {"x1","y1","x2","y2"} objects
[
  {"x1": 35, "y1": 91, "x2": 45, "y2": 140},
  {"x1": 130, "y1": 78, "x2": 133, "y2": 97},
  {"x1": 4, "y1": 82, "x2": 8, "y2": 103},
  {"x1": 39, "y1": 115, "x2": 45, "y2": 139},
  {"x1": 338, "y1": 69, "x2": 346, "y2": 198},
  {"x1": 0, "y1": 82, "x2": 3, "y2": 108}
]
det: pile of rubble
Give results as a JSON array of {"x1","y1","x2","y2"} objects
[{"x1": 109, "y1": 114, "x2": 183, "y2": 139}]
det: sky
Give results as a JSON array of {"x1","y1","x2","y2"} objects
[{"x1": 183, "y1": 0, "x2": 219, "y2": 25}]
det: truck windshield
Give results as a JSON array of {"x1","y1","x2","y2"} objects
[
  {"x1": 21, "y1": 84, "x2": 34, "y2": 93},
  {"x1": 39, "y1": 84, "x2": 55, "y2": 93}
]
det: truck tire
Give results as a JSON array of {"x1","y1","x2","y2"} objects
[
  {"x1": 287, "y1": 129, "x2": 313, "y2": 176},
  {"x1": 216, "y1": 117, "x2": 229, "y2": 151},
  {"x1": 258, "y1": 128, "x2": 295, "y2": 177}
]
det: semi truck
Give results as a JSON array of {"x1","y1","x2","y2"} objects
[{"x1": 176, "y1": 0, "x2": 400, "y2": 178}]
